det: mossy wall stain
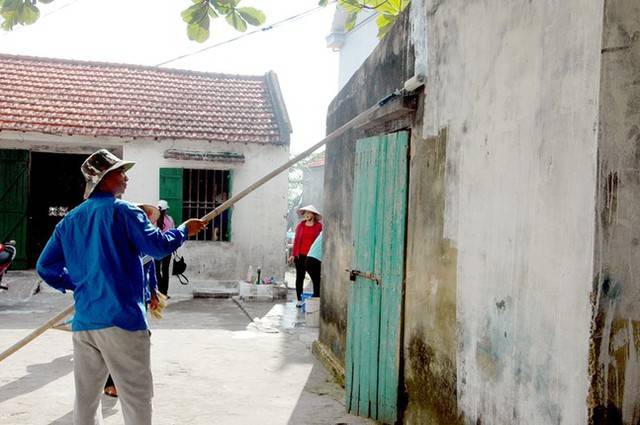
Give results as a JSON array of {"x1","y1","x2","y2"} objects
[
  {"x1": 590, "y1": 1, "x2": 640, "y2": 423},
  {"x1": 403, "y1": 128, "x2": 461, "y2": 423}
]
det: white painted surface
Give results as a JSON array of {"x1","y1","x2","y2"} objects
[
  {"x1": 327, "y1": 6, "x2": 380, "y2": 90},
  {"x1": 0, "y1": 133, "x2": 289, "y2": 281},
  {"x1": 419, "y1": 1, "x2": 603, "y2": 423}
]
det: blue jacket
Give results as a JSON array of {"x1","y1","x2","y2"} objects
[
  {"x1": 142, "y1": 257, "x2": 158, "y2": 304},
  {"x1": 36, "y1": 192, "x2": 187, "y2": 331}
]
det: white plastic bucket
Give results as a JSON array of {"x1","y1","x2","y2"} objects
[{"x1": 305, "y1": 297, "x2": 320, "y2": 327}]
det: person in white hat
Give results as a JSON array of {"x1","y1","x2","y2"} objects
[
  {"x1": 36, "y1": 149, "x2": 207, "y2": 425},
  {"x1": 288, "y1": 205, "x2": 323, "y2": 307},
  {"x1": 155, "y1": 200, "x2": 175, "y2": 297}
]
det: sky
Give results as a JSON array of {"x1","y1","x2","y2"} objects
[{"x1": 0, "y1": 0, "x2": 340, "y2": 154}]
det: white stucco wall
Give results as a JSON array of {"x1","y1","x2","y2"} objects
[
  {"x1": 123, "y1": 139, "x2": 289, "y2": 281},
  {"x1": 0, "y1": 132, "x2": 289, "y2": 281},
  {"x1": 328, "y1": 7, "x2": 380, "y2": 90},
  {"x1": 419, "y1": 0, "x2": 603, "y2": 423}
]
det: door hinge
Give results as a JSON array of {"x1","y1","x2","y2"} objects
[{"x1": 346, "y1": 269, "x2": 380, "y2": 285}]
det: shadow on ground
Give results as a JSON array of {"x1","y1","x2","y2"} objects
[
  {"x1": 0, "y1": 354, "x2": 73, "y2": 404},
  {"x1": 286, "y1": 362, "x2": 374, "y2": 425},
  {"x1": 48, "y1": 396, "x2": 119, "y2": 425}
]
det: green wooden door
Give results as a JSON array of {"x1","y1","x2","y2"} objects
[
  {"x1": 0, "y1": 150, "x2": 29, "y2": 269},
  {"x1": 346, "y1": 131, "x2": 408, "y2": 424},
  {"x1": 159, "y1": 168, "x2": 183, "y2": 225}
]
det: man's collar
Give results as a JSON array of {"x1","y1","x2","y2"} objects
[{"x1": 90, "y1": 191, "x2": 115, "y2": 199}]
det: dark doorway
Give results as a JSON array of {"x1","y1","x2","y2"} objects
[{"x1": 28, "y1": 152, "x2": 87, "y2": 267}]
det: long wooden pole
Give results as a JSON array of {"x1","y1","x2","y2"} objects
[
  {"x1": 201, "y1": 100, "x2": 384, "y2": 223},
  {"x1": 0, "y1": 304, "x2": 74, "y2": 363},
  {"x1": 0, "y1": 92, "x2": 410, "y2": 363}
]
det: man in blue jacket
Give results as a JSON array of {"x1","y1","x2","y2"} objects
[{"x1": 37, "y1": 149, "x2": 206, "y2": 425}]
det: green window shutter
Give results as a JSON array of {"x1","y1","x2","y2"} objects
[
  {"x1": 225, "y1": 170, "x2": 233, "y2": 241},
  {"x1": 159, "y1": 168, "x2": 183, "y2": 225},
  {"x1": 0, "y1": 149, "x2": 29, "y2": 269}
]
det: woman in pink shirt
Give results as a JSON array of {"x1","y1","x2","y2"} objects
[
  {"x1": 288, "y1": 205, "x2": 322, "y2": 307},
  {"x1": 155, "y1": 200, "x2": 175, "y2": 297}
]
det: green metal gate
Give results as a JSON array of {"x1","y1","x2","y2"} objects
[
  {"x1": 0, "y1": 149, "x2": 29, "y2": 269},
  {"x1": 345, "y1": 131, "x2": 409, "y2": 424}
]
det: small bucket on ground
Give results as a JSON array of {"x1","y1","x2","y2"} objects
[
  {"x1": 305, "y1": 297, "x2": 320, "y2": 327},
  {"x1": 301, "y1": 292, "x2": 313, "y2": 312}
]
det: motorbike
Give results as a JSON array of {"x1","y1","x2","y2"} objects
[{"x1": 0, "y1": 240, "x2": 17, "y2": 291}]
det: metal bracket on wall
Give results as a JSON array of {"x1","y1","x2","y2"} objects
[{"x1": 346, "y1": 269, "x2": 381, "y2": 285}]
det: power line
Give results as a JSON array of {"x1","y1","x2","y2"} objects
[
  {"x1": 350, "y1": 9, "x2": 377, "y2": 32},
  {"x1": 155, "y1": 2, "x2": 336, "y2": 67}
]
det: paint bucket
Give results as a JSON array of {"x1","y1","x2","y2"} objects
[
  {"x1": 301, "y1": 292, "x2": 313, "y2": 312},
  {"x1": 305, "y1": 297, "x2": 320, "y2": 327}
]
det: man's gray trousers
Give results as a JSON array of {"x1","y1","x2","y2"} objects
[{"x1": 72, "y1": 327, "x2": 152, "y2": 425}]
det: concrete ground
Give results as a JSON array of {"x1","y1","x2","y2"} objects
[{"x1": 0, "y1": 271, "x2": 373, "y2": 425}]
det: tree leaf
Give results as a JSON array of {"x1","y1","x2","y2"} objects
[
  {"x1": 225, "y1": 10, "x2": 247, "y2": 32},
  {"x1": 372, "y1": 1, "x2": 398, "y2": 15},
  {"x1": 376, "y1": 13, "x2": 396, "y2": 39},
  {"x1": 1, "y1": 0, "x2": 20, "y2": 13},
  {"x1": 181, "y1": 2, "x2": 207, "y2": 24},
  {"x1": 211, "y1": 0, "x2": 239, "y2": 15},
  {"x1": 186, "y1": 12, "x2": 210, "y2": 42},
  {"x1": 344, "y1": 12, "x2": 357, "y2": 31},
  {"x1": 237, "y1": 6, "x2": 264, "y2": 26},
  {"x1": 208, "y1": 5, "x2": 218, "y2": 18},
  {"x1": 318, "y1": 0, "x2": 329, "y2": 6},
  {"x1": 210, "y1": 0, "x2": 231, "y2": 15},
  {"x1": 338, "y1": 0, "x2": 362, "y2": 14},
  {"x1": 0, "y1": 10, "x2": 17, "y2": 30},
  {"x1": 38, "y1": 0, "x2": 56, "y2": 4},
  {"x1": 19, "y1": 2, "x2": 39, "y2": 24}
]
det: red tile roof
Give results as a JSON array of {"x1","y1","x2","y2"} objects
[
  {"x1": 0, "y1": 54, "x2": 291, "y2": 144},
  {"x1": 306, "y1": 151, "x2": 325, "y2": 168}
]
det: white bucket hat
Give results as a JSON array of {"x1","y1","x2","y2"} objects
[
  {"x1": 298, "y1": 204, "x2": 322, "y2": 220},
  {"x1": 157, "y1": 200, "x2": 169, "y2": 211},
  {"x1": 81, "y1": 149, "x2": 135, "y2": 199},
  {"x1": 136, "y1": 203, "x2": 160, "y2": 223}
]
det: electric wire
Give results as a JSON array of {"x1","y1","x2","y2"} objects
[
  {"x1": 155, "y1": 1, "x2": 337, "y2": 67},
  {"x1": 350, "y1": 8, "x2": 377, "y2": 32}
]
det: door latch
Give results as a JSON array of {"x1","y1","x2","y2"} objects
[{"x1": 346, "y1": 269, "x2": 380, "y2": 285}]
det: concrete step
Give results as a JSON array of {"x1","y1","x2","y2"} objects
[{"x1": 192, "y1": 288, "x2": 238, "y2": 299}]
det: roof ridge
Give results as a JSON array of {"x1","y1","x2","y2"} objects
[
  {"x1": 0, "y1": 53, "x2": 292, "y2": 144},
  {"x1": 0, "y1": 52, "x2": 266, "y2": 81}
]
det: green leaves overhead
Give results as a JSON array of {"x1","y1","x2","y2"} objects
[
  {"x1": 319, "y1": 0, "x2": 412, "y2": 39},
  {"x1": 181, "y1": 0, "x2": 265, "y2": 42},
  {"x1": 181, "y1": 1, "x2": 211, "y2": 42},
  {"x1": 0, "y1": 0, "x2": 41, "y2": 31},
  {"x1": 1, "y1": 0, "x2": 407, "y2": 43},
  {"x1": 1, "y1": 0, "x2": 265, "y2": 43}
]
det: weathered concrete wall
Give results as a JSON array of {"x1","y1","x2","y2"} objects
[
  {"x1": 590, "y1": 1, "x2": 640, "y2": 423},
  {"x1": 0, "y1": 133, "x2": 289, "y2": 281},
  {"x1": 300, "y1": 166, "x2": 325, "y2": 212},
  {"x1": 320, "y1": 10, "x2": 415, "y2": 364},
  {"x1": 421, "y1": 0, "x2": 603, "y2": 423}
]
